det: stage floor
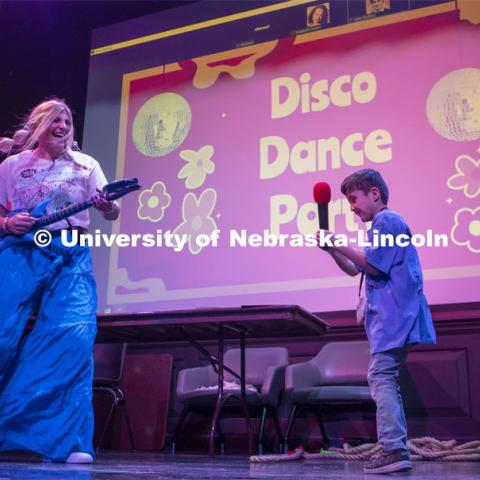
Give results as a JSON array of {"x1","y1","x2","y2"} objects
[{"x1": 0, "y1": 452, "x2": 479, "y2": 479}]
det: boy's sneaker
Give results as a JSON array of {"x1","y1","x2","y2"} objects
[{"x1": 364, "y1": 449, "x2": 412, "y2": 474}]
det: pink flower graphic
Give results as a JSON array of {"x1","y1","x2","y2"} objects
[
  {"x1": 137, "y1": 181, "x2": 171, "y2": 222},
  {"x1": 451, "y1": 207, "x2": 480, "y2": 253},
  {"x1": 174, "y1": 188, "x2": 218, "y2": 254},
  {"x1": 447, "y1": 152, "x2": 480, "y2": 198}
]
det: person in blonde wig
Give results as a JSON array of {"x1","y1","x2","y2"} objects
[
  {"x1": 0, "y1": 98, "x2": 120, "y2": 463},
  {"x1": 21, "y1": 99, "x2": 74, "y2": 152}
]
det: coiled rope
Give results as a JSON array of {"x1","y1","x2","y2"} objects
[{"x1": 249, "y1": 437, "x2": 480, "y2": 463}]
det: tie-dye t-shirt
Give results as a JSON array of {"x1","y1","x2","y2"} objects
[{"x1": 0, "y1": 150, "x2": 108, "y2": 230}]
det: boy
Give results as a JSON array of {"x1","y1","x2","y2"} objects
[{"x1": 318, "y1": 168, "x2": 436, "y2": 474}]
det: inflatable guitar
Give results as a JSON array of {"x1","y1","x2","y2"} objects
[{"x1": 0, "y1": 178, "x2": 141, "y2": 253}]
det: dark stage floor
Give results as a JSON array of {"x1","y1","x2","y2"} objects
[{"x1": 0, "y1": 452, "x2": 479, "y2": 479}]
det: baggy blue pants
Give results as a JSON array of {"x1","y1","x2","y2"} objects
[{"x1": 0, "y1": 236, "x2": 97, "y2": 461}]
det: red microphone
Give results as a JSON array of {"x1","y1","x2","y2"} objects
[{"x1": 313, "y1": 182, "x2": 331, "y2": 230}]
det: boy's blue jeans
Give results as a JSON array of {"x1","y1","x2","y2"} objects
[{"x1": 367, "y1": 346, "x2": 411, "y2": 453}]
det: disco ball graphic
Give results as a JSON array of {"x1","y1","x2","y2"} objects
[
  {"x1": 426, "y1": 68, "x2": 480, "y2": 142},
  {"x1": 132, "y1": 93, "x2": 192, "y2": 157}
]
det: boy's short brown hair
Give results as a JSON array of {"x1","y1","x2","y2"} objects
[{"x1": 340, "y1": 168, "x2": 389, "y2": 204}]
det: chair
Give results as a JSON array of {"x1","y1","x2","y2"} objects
[
  {"x1": 173, "y1": 347, "x2": 289, "y2": 454},
  {"x1": 284, "y1": 340, "x2": 374, "y2": 450},
  {"x1": 93, "y1": 343, "x2": 136, "y2": 451}
]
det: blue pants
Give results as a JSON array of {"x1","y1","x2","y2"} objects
[
  {"x1": 367, "y1": 346, "x2": 411, "y2": 453},
  {"x1": 0, "y1": 238, "x2": 97, "y2": 461}
]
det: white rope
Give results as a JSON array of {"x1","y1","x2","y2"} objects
[{"x1": 249, "y1": 437, "x2": 480, "y2": 463}]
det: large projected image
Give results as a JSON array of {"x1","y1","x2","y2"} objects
[{"x1": 101, "y1": 15, "x2": 479, "y2": 314}]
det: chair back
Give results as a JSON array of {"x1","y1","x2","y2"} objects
[
  {"x1": 312, "y1": 341, "x2": 370, "y2": 385},
  {"x1": 224, "y1": 347, "x2": 289, "y2": 386},
  {"x1": 93, "y1": 343, "x2": 127, "y2": 384}
]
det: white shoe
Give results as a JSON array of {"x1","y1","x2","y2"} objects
[{"x1": 66, "y1": 452, "x2": 93, "y2": 464}]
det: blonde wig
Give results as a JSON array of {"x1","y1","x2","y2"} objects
[{"x1": 21, "y1": 98, "x2": 74, "y2": 154}]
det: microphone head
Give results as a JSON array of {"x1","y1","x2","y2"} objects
[{"x1": 313, "y1": 182, "x2": 331, "y2": 204}]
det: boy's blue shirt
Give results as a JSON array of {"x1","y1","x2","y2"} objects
[{"x1": 364, "y1": 209, "x2": 436, "y2": 354}]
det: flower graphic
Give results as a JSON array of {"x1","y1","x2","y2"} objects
[
  {"x1": 174, "y1": 188, "x2": 218, "y2": 254},
  {"x1": 178, "y1": 145, "x2": 215, "y2": 189},
  {"x1": 451, "y1": 207, "x2": 480, "y2": 253},
  {"x1": 447, "y1": 152, "x2": 480, "y2": 198},
  {"x1": 137, "y1": 181, "x2": 171, "y2": 222}
]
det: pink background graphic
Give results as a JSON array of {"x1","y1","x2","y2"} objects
[{"x1": 106, "y1": 13, "x2": 480, "y2": 313}]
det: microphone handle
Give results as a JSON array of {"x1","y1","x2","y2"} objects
[{"x1": 317, "y1": 203, "x2": 329, "y2": 230}]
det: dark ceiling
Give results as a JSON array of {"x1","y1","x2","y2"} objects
[{"x1": 0, "y1": 0, "x2": 199, "y2": 144}]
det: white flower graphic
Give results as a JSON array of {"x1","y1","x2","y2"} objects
[
  {"x1": 178, "y1": 145, "x2": 215, "y2": 189},
  {"x1": 451, "y1": 206, "x2": 480, "y2": 253},
  {"x1": 137, "y1": 181, "x2": 171, "y2": 222},
  {"x1": 174, "y1": 189, "x2": 218, "y2": 254},
  {"x1": 447, "y1": 152, "x2": 480, "y2": 198}
]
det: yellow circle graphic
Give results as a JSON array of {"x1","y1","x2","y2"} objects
[
  {"x1": 469, "y1": 220, "x2": 480, "y2": 237},
  {"x1": 132, "y1": 93, "x2": 192, "y2": 157},
  {"x1": 427, "y1": 68, "x2": 480, "y2": 142}
]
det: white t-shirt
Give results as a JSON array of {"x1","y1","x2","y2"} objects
[{"x1": 0, "y1": 150, "x2": 108, "y2": 230}]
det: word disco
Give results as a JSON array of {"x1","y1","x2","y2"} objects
[
  {"x1": 259, "y1": 128, "x2": 392, "y2": 179},
  {"x1": 230, "y1": 229, "x2": 318, "y2": 247}
]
